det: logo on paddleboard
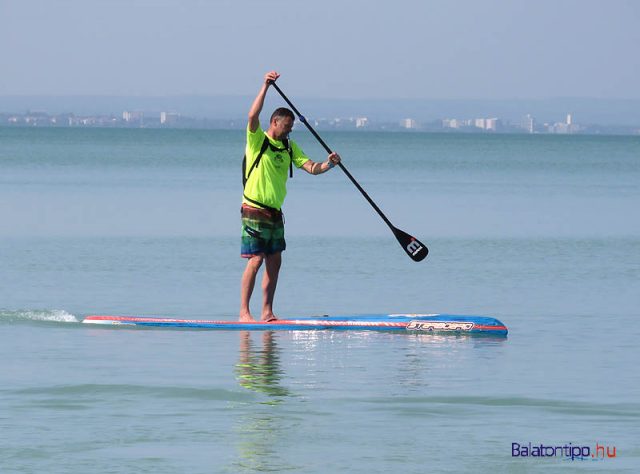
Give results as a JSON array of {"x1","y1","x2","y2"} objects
[{"x1": 407, "y1": 321, "x2": 474, "y2": 332}]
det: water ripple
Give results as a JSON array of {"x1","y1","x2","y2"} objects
[
  {"x1": 364, "y1": 395, "x2": 640, "y2": 417},
  {"x1": 6, "y1": 384, "x2": 254, "y2": 402}
]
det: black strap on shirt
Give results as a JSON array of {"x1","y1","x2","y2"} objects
[
  {"x1": 243, "y1": 136, "x2": 293, "y2": 188},
  {"x1": 242, "y1": 136, "x2": 293, "y2": 211}
]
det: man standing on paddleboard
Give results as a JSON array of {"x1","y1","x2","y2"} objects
[{"x1": 240, "y1": 71, "x2": 341, "y2": 322}]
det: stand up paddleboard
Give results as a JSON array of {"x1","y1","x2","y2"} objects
[{"x1": 82, "y1": 313, "x2": 508, "y2": 335}]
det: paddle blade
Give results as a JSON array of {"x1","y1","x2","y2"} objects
[{"x1": 392, "y1": 227, "x2": 429, "y2": 262}]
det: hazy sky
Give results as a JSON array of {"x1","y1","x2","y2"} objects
[{"x1": 1, "y1": 0, "x2": 638, "y2": 99}]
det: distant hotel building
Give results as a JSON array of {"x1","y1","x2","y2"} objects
[
  {"x1": 521, "y1": 113, "x2": 580, "y2": 134},
  {"x1": 355, "y1": 117, "x2": 369, "y2": 128},
  {"x1": 521, "y1": 114, "x2": 535, "y2": 133},
  {"x1": 474, "y1": 118, "x2": 500, "y2": 131},
  {"x1": 443, "y1": 117, "x2": 499, "y2": 131},
  {"x1": 122, "y1": 111, "x2": 144, "y2": 124},
  {"x1": 402, "y1": 118, "x2": 418, "y2": 129},
  {"x1": 546, "y1": 113, "x2": 580, "y2": 134},
  {"x1": 442, "y1": 118, "x2": 464, "y2": 129},
  {"x1": 160, "y1": 112, "x2": 180, "y2": 125}
]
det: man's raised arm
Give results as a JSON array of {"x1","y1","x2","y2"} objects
[{"x1": 248, "y1": 71, "x2": 280, "y2": 133}]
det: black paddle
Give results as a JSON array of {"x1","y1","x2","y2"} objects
[{"x1": 268, "y1": 80, "x2": 428, "y2": 262}]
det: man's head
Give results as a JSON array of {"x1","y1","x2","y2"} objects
[{"x1": 269, "y1": 107, "x2": 295, "y2": 141}]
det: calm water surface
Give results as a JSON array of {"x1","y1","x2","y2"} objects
[{"x1": 1, "y1": 128, "x2": 639, "y2": 472}]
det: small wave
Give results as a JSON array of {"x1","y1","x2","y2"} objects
[
  {"x1": 0, "y1": 309, "x2": 79, "y2": 324},
  {"x1": 8, "y1": 384, "x2": 255, "y2": 402},
  {"x1": 365, "y1": 395, "x2": 640, "y2": 418}
]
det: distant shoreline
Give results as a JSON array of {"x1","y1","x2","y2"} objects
[
  {"x1": 2, "y1": 95, "x2": 639, "y2": 135},
  {"x1": 0, "y1": 118, "x2": 640, "y2": 136},
  {"x1": 1, "y1": 95, "x2": 639, "y2": 125}
]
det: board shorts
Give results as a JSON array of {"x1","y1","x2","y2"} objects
[{"x1": 241, "y1": 204, "x2": 286, "y2": 258}]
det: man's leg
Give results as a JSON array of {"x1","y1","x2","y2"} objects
[
  {"x1": 239, "y1": 254, "x2": 264, "y2": 322},
  {"x1": 261, "y1": 251, "x2": 282, "y2": 321}
]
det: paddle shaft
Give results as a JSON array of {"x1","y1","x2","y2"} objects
[{"x1": 268, "y1": 81, "x2": 395, "y2": 231}]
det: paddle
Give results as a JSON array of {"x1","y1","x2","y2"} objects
[{"x1": 268, "y1": 80, "x2": 428, "y2": 262}]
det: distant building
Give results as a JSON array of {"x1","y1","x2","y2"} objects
[
  {"x1": 521, "y1": 114, "x2": 535, "y2": 133},
  {"x1": 548, "y1": 113, "x2": 580, "y2": 134},
  {"x1": 471, "y1": 117, "x2": 500, "y2": 131},
  {"x1": 355, "y1": 117, "x2": 369, "y2": 128},
  {"x1": 402, "y1": 118, "x2": 418, "y2": 129},
  {"x1": 123, "y1": 111, "x2": 144, "y2": 123},
  {"x1": 443, "y1": 118, "x2": 461, "y2": 129},
  {"x1": 160, "y1": 112, "x2": 180, "y2": 125}
]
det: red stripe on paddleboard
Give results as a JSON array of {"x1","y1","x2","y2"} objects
[
  {"x1": 83, "y1": 315, "x2": 408, "y2": 327},
  {"x1": 472, "y1": 324, "x2": 508, "y2": 331}
]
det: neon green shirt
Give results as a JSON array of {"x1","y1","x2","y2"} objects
[{"x1": 243, "y1": 125, "x2": 309, "y2": 210}]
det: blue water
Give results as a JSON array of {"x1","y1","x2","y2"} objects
[{"x1": 1, "y1": 127, "x2": 639, "y2": 472}]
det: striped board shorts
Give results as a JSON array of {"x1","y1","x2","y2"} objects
[{"x1": 240, "y1": 204, "x2": 286, "y2": 258}]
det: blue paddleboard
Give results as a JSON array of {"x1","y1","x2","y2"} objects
[{"x1": 83, "y1": 313, "x2": 508, "y2": 335}]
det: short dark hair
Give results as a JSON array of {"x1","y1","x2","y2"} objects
[{"x1": 270, "y1": 107, "x2": 295, "y2": 123}]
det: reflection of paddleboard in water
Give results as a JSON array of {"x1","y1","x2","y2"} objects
[{"x1": 82, "y1": 313, "x2": 508, "y2": 335}]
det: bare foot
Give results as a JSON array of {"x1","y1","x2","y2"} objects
[
  {"x1": 239, "y1": 311, "x2": 257, "y2": 322},
  {"x1": 261, "y1": 313, "x2": 279, "y2": 322}
]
